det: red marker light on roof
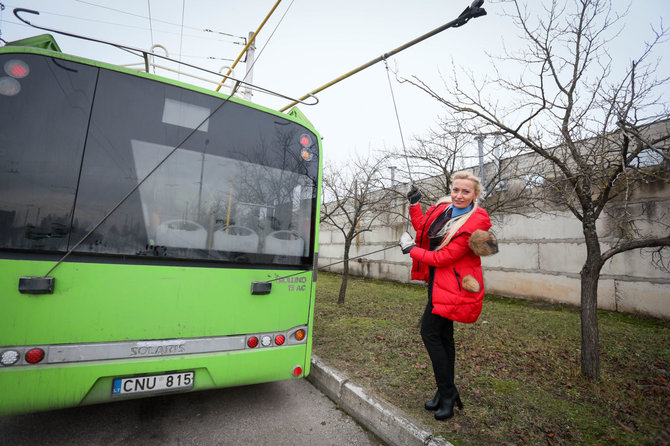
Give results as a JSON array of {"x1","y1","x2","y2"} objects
[
  {"x1": 299, "y1": 134, "x2": 312, "y2": 147},
  {"x1": 4, "y1": 60, "x2": 30, "y2": 79}
]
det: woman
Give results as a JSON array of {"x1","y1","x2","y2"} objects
[{"x1": 399, "y1": 171, "x2": 496, "y2": 421}]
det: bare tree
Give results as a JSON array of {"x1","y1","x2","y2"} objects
[
  {"x1": 384, "y1": 120, "x2": 538, "y2": 217},
  {"x1": 321, "y1": 154, "x2": 392, "y2": 304},
  {"x1": 403, "y1": 0, "x2": 670, "y2": 379}
]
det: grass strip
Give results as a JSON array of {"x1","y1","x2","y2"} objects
[{"x1": 312, "y1": 272, "x2": 670, "y2": 445}]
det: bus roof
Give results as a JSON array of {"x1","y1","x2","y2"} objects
[{"x1": 5, "y1": 34, "x2": 62, "y2": 52}]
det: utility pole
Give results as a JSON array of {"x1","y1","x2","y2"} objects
[
  {"x1": 389, "y1": 166, "x2": 397, "y2": 207},
  {"x1": 475, "y1": 135, "x2": 486, "y2": 186}
]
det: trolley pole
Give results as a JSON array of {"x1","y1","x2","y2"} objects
[
  {"x1": 243, "y1": 31, "x2": 256, "y2": 100},
  {"x1": 279, "y1": 0, "x2": 486, "y2": 112}
]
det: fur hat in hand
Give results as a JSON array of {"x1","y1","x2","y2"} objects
[{"x1": 469, "y1": 230, "x2": 499, "y2": 257}]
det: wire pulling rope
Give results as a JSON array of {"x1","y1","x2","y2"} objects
[
  {"x1": 384, "y1": 58, "x2": 415, "y2": 231},
  {"x1": 383, "y1": 58, "x2": 413, "y2": 185},
  {"x1": 266, "y1": 244, "x2": 397, "y2": 283}
]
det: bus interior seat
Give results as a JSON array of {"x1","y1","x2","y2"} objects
[
  {"x1": 155, "y1": 220, "x2": 207, "y2": 249},
  {"x1": 212, "y1": 225, "x2": 259, "y2": 253},
  {"x1": 263, "y1": 230, "x2": 304, "y2": 257}
]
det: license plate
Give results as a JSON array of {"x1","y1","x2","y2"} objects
[{"x1": 112, "y1": 371, "x2": 194, "y2": 396}]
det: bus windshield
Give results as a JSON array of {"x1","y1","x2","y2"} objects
[{"x1": 0, "y1": 54, "x2": 319, "y2": 267}]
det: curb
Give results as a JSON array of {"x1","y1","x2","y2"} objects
[{"x1": 307, "y1": 354, "x2": 453, "y2": 446}]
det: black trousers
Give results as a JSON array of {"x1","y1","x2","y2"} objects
[{"x1": 420, "y1": 296, "x2": 456, "y2": 397}]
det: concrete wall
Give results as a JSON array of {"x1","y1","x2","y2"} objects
[{"x1": 318, "y1": 188, "x2": 670, "y2": 320}]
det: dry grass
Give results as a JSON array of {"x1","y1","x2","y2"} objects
[{"x1": 312, "y1": 272, "x2": 670, "y2": 445}]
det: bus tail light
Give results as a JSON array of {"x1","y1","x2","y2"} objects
[
  {"x1": 292, "y1": 365, "x2": 303, "y2": 377},
  {"x1": 25, "y1": 348, "x2": 45, "y2": 364},
  {"x1": 245, "y1": 326, "x2": 306, "y2": 349},
  {"x1": 294, "y1": 329, "x2": 305, "y2": 341}
]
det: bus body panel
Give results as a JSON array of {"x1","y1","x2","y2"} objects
[
  {"x1": 0, "y1": 344, "x2": 309, "y2": 416},
  {"x1": 1, "y1": 259, "x2": 313, "y2": 345}
]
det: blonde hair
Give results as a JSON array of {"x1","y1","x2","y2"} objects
[{"x1": 435, "y1": 171, "x2": 482, "y2": 251}]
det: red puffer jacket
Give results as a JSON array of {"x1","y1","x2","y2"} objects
[
  {"x1": 408, "y1": 205, "x2": 492, "y2": 323},
  {"x1": 409, "y1": 202, "x2": 450, "y2": 282}
]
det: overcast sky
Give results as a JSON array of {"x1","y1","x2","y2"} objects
[{"x1": 1, "y1": 0, "x2": 668, "y2": 170}]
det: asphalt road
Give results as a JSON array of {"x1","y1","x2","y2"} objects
[{"x1": 0, "y1": 378, "x2": 383, "y2": 446}]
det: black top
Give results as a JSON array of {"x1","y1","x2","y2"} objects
[{"x1": 427, "y1": 207, "x2": 453, "y2": 300}]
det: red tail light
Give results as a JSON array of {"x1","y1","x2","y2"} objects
[
  {"x1": 247, "y1": 337, "x2": 258, "y2": 348},
  {"x1": 25, "y1": 348, "x2": 45, "y2": 364},
  {"x1": 292, "y1": 366, "x2": 303, "y2": 377},
  {"x1": 275, "y1": 335, "x2": 285, "y2": 346}
]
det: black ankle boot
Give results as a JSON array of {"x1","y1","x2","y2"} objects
[
  {"x1": 424, "y1": 391, "x2": 440, "y2": 411},
  {"x1": 434, "y1": 391, "x2": 463, "y2": 420}
]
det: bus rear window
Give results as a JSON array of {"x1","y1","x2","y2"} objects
[
  {"x1": 71, "y1": 68, "x2": 318, "y2": 266},
  {"x1": 0, "y1": 55, "x2": 318, "y2": 267}
]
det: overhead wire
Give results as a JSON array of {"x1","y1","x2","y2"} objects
[
  {"x1": 215, "y1": 0, "x2": 283, "y2": 92},
  {"x1": 177, "y1": 0, "x2": 185, "y2": 79},
  {"x1": 1, "y1": 9, "x2": 242, "y2": 45},
  {"x1": 74, "y1": 0, "x2": 244, "y2": 41}
]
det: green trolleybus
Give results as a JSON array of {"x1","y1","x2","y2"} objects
[{"x1": 0, "y1": 33, "x2": 321, "y2": 415}]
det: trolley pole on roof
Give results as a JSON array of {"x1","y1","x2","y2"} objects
[
  {"x1": 279, "y1": 0, "x2": 487, "y2": 112},
  {"x1": 243, "y1": 31, "x2": 256, "y2": 100},
  {"x1": 215, "y1": 0, "x2": 282, "y2": 92}
]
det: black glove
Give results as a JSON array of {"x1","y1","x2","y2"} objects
[
  {"x1": 399, "y1": 231, "x2": 416, "y2": 254},
  {"x1": 406, "y1": 184, "x2": 422, "y2": 205}
]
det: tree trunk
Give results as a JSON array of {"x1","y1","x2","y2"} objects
[
  {"x1": 580, "y1": 220, "x2": 604, "y2": 380},
  {"x1": 338, "y1": 243, "x2": 351, "y2": 304}
]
